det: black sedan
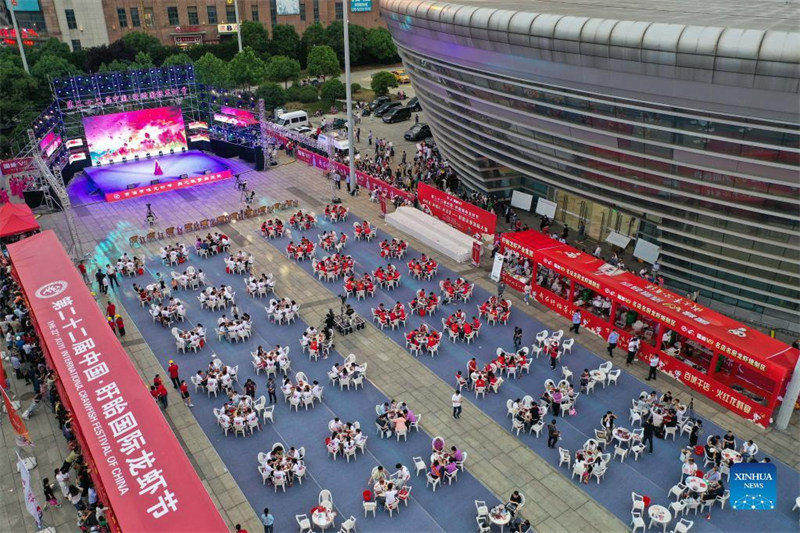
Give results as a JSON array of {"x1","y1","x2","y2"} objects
[
  {"x1": 404, "y1": 123, "x2": 431, "y2": 141},
  {"x1": 374, "y1": 101, "x2": 402, "y2": 117}
]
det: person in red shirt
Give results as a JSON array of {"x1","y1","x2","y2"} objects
[
  {"x1": 156, "y1": 383, "x2": 168, "y2": 409},
  {"x1": 179, "y1": 380, "x2": 193, "y2": 407},
  {"x1": 115, "y1": 315, "x2": 125, "y2": 336},
  {"x1": 168, "y1": 361, "x2": 180, "y2": 389},
  {"x1": 475, "y1": 376, "x2": 486, "y2": 389},
  {"x1": 462, "y1": 322, "x2": 473, "y2": 338},
  {"x1": 77, "y1": 260, "x2": 88, "y2": 283},
  {"x1": 153, "y1": 374, "x2": 164, "y2": 388},
  {"x1": 106, "y1": 301, "x2": 115, "y2": 318},
  {"x1": 468, "y1": 357, "x2": 478, "y2": 374}
]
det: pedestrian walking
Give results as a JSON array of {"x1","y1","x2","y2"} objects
[
  {"x1": 77, "y1": 260, "x2": 88, "y2": 283},
  {"x1": 606, "y1": 330, "x2": 619, "y2": 357},
  {"x1": 179, "y1": 380, "x2": 194, "y2": 407},
  {"x1": 42, "y1": 477, "x2": 60, "y2": 508},
  {"x1": 497, "y1": 281, "x2": 505, "y2": 298},
  {"x1": 245, "y1": 378, "x2": 257, "y2": 399},
  {"x1": 260, "y1": 508, "x2": 275, "y2": 533},
  {"x1": 642, "y1": 417, "x2": 655, "y2": 453},
  {"x1": 549, "y1": 343, "x2": 559, "y2": 370},
  {"x1": 646, "y1": 354, "x2": 660, "y2": 381},
  {"x1": 522, "y1": 283, "x2": 532, "y2": 305},
  {"x1": 115, "y1": 315, "x2": 125, "y2": 336},
  {"x1": 513, "y1": 327, "x2": 522, "y2": 350},
  {"x1": 626, "y1": 336, "x2": 639, "y2": 365},
  {"x1": 267, "y1": 376, "x2": 277, "y2": 404},
  {"x1": 414, "y1": 113, "x2": 419, "y2": 124},
  {"x1": 368, "y1": 131, "x2": 373, "y2": 145},
  {"x1": 356, "y1": 127, "x2": 361, "y2": 143},
  {"x1": 451, "y1": 389, "x2": 462, "y2": 419},
  {"x1": 570, "y1": 310, "x2": 581, "y2": 334},
  {"x1": 106, "y1": 264, "x2": 119, "y2": 289},
  {"x1": 546, "y1": 419, "x2": 560, "y2": 448},
  {"x1": 168, "y1": 360, "x2": 180, "y2": 389}
]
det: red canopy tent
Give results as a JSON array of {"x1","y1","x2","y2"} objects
[
  {"x1": 8, "y1": 231, "x2": 227, "y2": 532},
  {"x1": 0, "y1": 202, "x2": 39, "y2": 238},
  {"x1": 500, "y1": 230, "x2": 798, "y2": 426}
]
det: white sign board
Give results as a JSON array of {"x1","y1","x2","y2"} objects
[
  {"x1": 633, "y1": 238, "x2": 660, "y2": 264},
  {"x1": 510, "y1": 190, "x2": 533, "y2": 211},
  {"x1": 535, "y1": 198, "x2": 557, "y2": 219},
  {"x1": 276, "y1": 0, "x2": 300, "y2": 15},
  {"x1": 605, "y1": 230, "x2": 632, "y2": 249},
  {"x1": 217, "y1": 23, "x2": 239, "y2": 33},
  {"x1": 490, "y1": 254, "x2": 505, "y2": 282}
]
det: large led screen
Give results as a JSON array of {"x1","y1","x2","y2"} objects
[{"x1": 83, "y1": 106, "x2": 187, "y2": 166}]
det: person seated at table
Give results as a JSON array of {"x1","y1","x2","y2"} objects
[
  {"x1": 702, "y1": 481, "x2": 724, "y2": 502},
  {"x1": 705, "y1": 442, "x2": 722, "y2": 466},
  {"x1": 506, "y1": 490, "x2": 523, "y2": 514},
  {"x1": 376, "y1": 413, "x2": 392, "y2": 436},
  {"x1": 429, "y1": 461, "x2": 443, "y2": 479},
  {"x1": 681, "y1": 457, "x2": 697, "y2": 482},
  {"x1": 581, "y1": 462, "x2": 593, "y2": 484},
  {"x1": 705, "y1": 466, "x2": 723, "y2": 483},
  {"x1": 722, "y1": 430, "x2": 736, "y2": 450}
]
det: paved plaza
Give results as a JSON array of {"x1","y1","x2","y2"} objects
[{"x1": 2, "y1": 155, "x2": 798, "y2": 532}]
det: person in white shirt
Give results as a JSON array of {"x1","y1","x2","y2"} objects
[
  {"x1": 452, "y1": 389, "x2": 462, "y2": 419},
  {"x1": 384, "y1": 484, "x2": 398, "y2": 508},
  {"x1": 741, "y1": 440, "x2": 758, "y2": 459},
  {"x1": 681, "y1": 458, "x2": 696, "y2": 482},
  {"x1": 394, "y1": 463, "x2": 410, "y2": 483},
  {"x1": 647, "y1": 354, "x2": 660, "y2": 381}
]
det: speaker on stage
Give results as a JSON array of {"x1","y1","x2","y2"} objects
[
  {"x1": 126, "y1": 183, "x2": 139, "y2": 189},
  {"x1": 150, "y1": 179, "x2": 160, "y2": 185},
  {"x1": 181, "y1": 173, "x2": 188, "y2": 179}
]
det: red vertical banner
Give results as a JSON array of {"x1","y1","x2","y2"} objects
[
  {"x1": 1, "y1": 387, "x2": 29, "y2": 443},
  {"x1": 0, "y1": 361, "x2": 8, "y2": 389},
  {"x1": 379, "y1": 194, "x2": 387, "y2": 218},
  {"x1": 471, "y1": 241, "x2": 482, "y2": 267}
]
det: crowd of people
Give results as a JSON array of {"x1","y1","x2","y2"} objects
[
  {"x1": 224, "y1": 250, "x2": 254, "y2": 274},
  {"x1": 193, "y1": 232, "x2": 230, "y2": 257},
  {"x1": 286, "y1": 237, "x2": 315, "y2": 261},
  {"x1": 440, "y1": 277, "x2": 474, "y2": 304},
  {"x1": 478, "y1": 296, "x2": 512, "y2": 325},
  {"x1": 407, "y1": 254, "x2": 438, "y2": 280},
  {"x1": 159, "y1": 243, "x2": 189, "y2": 265},
  {"x1": 197, "y1": 284, "x2": 236, "y2": 311},
  {"x1": 379, "y1": 238, "x2": 408, "y2": 259},
  {"x1": 325, "y1": 419, "x2": 367, "y2": 460},
  {"x1": 288, "y1": 210, "x2": 317, "y2": 230},
  {"x1": 257, "y1": 444, "x2": 306, "y2": 489},
  {"x1": 318, "y1": 230, "x2": 347, "y2": 252},
  {"x1": 409, "y1": 289, "x2": 440, "y2": 316},
  {"x1": 260, "y1": 218, "x2": 287, "y2": 239},
  {"x1": 323, "y1": 204, "x2": 349, "y2": 222},
  {"x1": 343, "y1": 273, "x2": 376, "y2": 299},
  {"x1": 312, "y1": 253, "x2": 355, "y2": 280},
  {"x1": 169, "y1": 266, "x2": 207, "y2": 290}
]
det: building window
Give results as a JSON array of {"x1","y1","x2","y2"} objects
[
  {"x1": 167, "y1": 6, "x2": 179, "y2": 25},
  {"x1": 187, "y1": 5, "x2": 198, "y2": 24},
  {"x1": 312, "y1": 0, "x2": 319, "y2": 22},
  {"x1": 71, "y1": 39, "x2": 81, "y2": 51},
  {"x1": 299, "y1": 1, "x2": 305, "y2": 20},
  {"x1": 117, "y1": 7, "x2": 127, "y2": 27},
  {"x1": 334, "y1": 1, "x2": 342, "y2": 19},
  {"x1": 225, "y1": 4, "x2": 236, "y2": 22},
  {"x1": 64, "y1": 9, "x2": 77, "y2": 29},
  {"x1": 250, "y1": 4, "x2": 258, "y2": 20},
  {"x1": 143, "y1": 7, "x2": 154, "y2": 27},
  {"x1": 130, "y1": 7, "x2": 140, "y2": 26},
  {"x1": 206, "y1": 5, "x2": 217, "y2": 23}
]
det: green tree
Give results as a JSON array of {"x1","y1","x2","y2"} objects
[
  {"x1": 30, "y1": 54, "x2": 79, "y2": 82},
  {"x1": 298, "y1": 85, "x2": 319, "y2": 103},
  {"x1": 265, "y1": 55, "x2": 301, "y2": 88},
  {"x1": 300, "y1": 23, "x2": 327, "y2": 65},
  {"x1": 306, "y1": 45, "x2": 339, "y2": 78},
  {"x1": 240, "y1": 20, "x2": 270, "y2": 56},
  {"x1": 365, "y1": 28, "x2": 398, "y2": 64},
  {"x1": 98, "y1": 59, "x2": 132, "y2": 72},
  {"x1": 256, "y1": 82, "x2": 286, "y2": 111},
  {"x1": 351, "y1": 82, "x2": 361, "y2": 93},
  {"x1": 29, "y1": 38, "x2": 71, "y2": 65},
  {"x1": 194, "y1": 52, "x2": 230, "y2": 87},
  {"x1": 370, "y1": 71, "x2": 398, "y2": 96},
  {"x1": 122, "y1": 32, "x2": 164, "y2": 56},
  {"x1": 133, "y1": 51, "x2": 155, "y2": 69},
  {"x1": 320, "y1": 78, "x2": 345, "y2": 104},
  {"x1": 347, "y1": 24, "x2": 369, "y2": 66},
  {"x1": 162, "y1": 52, "x2": 193, "y2": 66},
  {"x1": 228, "y1": 46, "x2": 266, "y2": 87},
  {"x1": 324, "y1": 21, "x2": 344, "y2": 63},
  {"x1": 269, "y1": 24, "x2": 301, "y2": 60}
]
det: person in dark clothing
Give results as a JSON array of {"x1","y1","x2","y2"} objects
[
  {"x1": 546, "y1": 419, "x2": 560, "y2": 448},
  {"x1": 642, "y1": 418, "x2": 655, "y2": 453},
  {"x1": 688, "y1": 420, "x2": 702, "y2": 447},
  {"x1": 267, "y1": 377, "x2": 277, "y2": 404}
]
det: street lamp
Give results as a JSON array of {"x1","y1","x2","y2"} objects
[
  {"x1": 226, "y1": 0, "x2": 243, "y2": 52},
  {"x1": 342, "y1": 0, "x2": 356, "y2": 194},
  {"x1": 5, "y1": 0, "x2": 29, "y2": 72}
]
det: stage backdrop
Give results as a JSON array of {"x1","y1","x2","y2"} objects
[{"x1": 83, "y1": 106, "x2": 187, "y2": 166}]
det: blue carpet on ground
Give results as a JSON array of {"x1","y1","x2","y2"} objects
[{"x1": 115, "y1": 246, "x2": 499, "y2": 532}]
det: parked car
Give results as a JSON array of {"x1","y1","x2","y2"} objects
[
  {"x1": 383, "y1": 106, "x2": 411, "y2": 123},
  {"x1": 404, "y1": 123, "x2": 431, "y2": 141},
  {"x1": 374, "y1": 101, "x2": 402, "y2": 117},
  {"x1": 369, "y1": 95, "x2": 391, "y2": 111},
  {"x1": 392, "y1": 69, "x2": 411, "y2": 84},
  {"x1": 406, "y1": 96, "x2": 421, "y2": 111}
]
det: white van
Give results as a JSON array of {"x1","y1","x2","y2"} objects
[{"x1": 275, "y1": 110, "x2": 309, "y2": 129}]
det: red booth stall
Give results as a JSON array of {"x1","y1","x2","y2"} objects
[
  {"x1": 500, "y1": 230, "x2": 798, "y2": 427},
  {"x1": 8, "y1": 231, "x2": 227, "y2": 532}
]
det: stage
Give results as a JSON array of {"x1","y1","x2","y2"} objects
[{"x1": 82, "y1": 151, "x2": 235, "y2": 202}]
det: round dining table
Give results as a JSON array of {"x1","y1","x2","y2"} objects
[
  {"x1": 685, "y1": 475, "x2": 708, "y2": 493},
  {"x1": 589, "y1": 370, "x2": 606, "y2": 383},
  {"x1": 612, "y1": 427, "x2": 631, "y2": 445},
  {"x1": 312, "y1": 508, "x2": 336, "y2": 530},
  {"x1": 721, "y1": 448, "x2": 743, "y2": 464},
  {"x1": 648, "y1": 504, "x2": 672, "y2": 532},
  {"x1": 489, "y1": 506, "x2": 511, "y2": 532}
]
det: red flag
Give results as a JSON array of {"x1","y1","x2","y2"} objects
[
  {"x1": 1, "y1": 387, "x2": 29, "y2": 442},
  {"x1": 0, "y1": 361, "x2": 8, "y2": 389}
]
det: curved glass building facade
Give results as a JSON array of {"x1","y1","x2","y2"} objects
[{"x1": 380, "y1": 0, "x2": 800, "y2": 332}]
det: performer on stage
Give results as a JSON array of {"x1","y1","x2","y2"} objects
[{"x1": 154, "y1": 160, "x2": 163, "y2": 175}]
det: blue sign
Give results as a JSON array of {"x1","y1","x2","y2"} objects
[
  {"x1": 12, "y1": 0, "x2": 40, "y2": 11},
  {"x1": 730, "y1": 462, "x2": 776, "y2": 510},
  {"x1": 350, "y1": 0, "x2": 372, "y2": 12}
]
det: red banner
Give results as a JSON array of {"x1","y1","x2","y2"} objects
[
  {"x1": 313, "y1": 154, "x2": 330, "y2": 170},
  {"x1": 353, "y1": 169, "x2": 415, "y2": 203},
  {"x1": 1, "y1": 158, "x2": 34, "y2": 175},
  {"x1": 417, "y1": 182, "x2": 497, "y2": 235},
  {"x1": 296, "y1": 147, "x2": 314, "y2": 165},
  {"x1": 471, "y1": 241, "x2": 482, "y2": 267},
  {"x1": 8, "y1": 232, "x2": 227, "y2": 531},
  {"x1": 105, "y1": 170, "x2": 232, "y2": 202},
  {"x1": 1, "y1": 387, "x2": 29, "y2": 442}
]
